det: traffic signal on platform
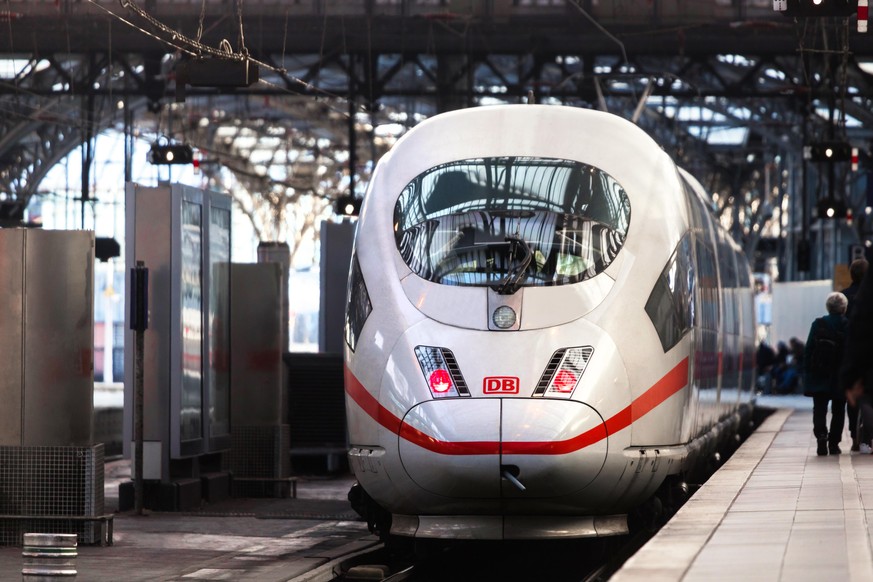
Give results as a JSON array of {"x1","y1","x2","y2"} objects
[
  {"x1": 334, "y1": 194, "x2": 361, "y2": 217},
  {"x1": 774, "y1": 0, "x2": 857, "y2": 17},
  {"x1": 817, "y1": 196, "x2": 848, "y2": 219},
  {"x1": 148, "y1": 143, "x2": 194, "y2": 165},
  {"x1": 804, "y1": 141, "x2": 853, "y2": 162}
]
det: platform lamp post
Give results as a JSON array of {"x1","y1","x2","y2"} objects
[{"x1": 130, "y1": 261, "x2": 149, "y2": 515}]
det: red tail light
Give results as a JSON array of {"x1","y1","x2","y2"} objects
[
  {"x1": 551, "y1": 370, "x2": 578, "y2": 392},
  {"x1": 429, "y1": 369, "x2": 453, "y2": 394},
  {"x1": 534, "y1": 346, "x2": 594, "y2": 398},
  {"x1": 414, "y1": 346, "x2": 469, "y2": 399}
]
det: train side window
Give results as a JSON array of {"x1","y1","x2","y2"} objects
[
  {"x1": 736, "y1": 253, "x2": 752, "y2": 288},
  {"x1": 645, "y1": 234, "x2": 695, "y2": 352},
  {"x1": 716, "y1": 231, "x2": 740, "y2": 335},
  {"x1": 681, "y1": 175, "x2": 716, "y2": 233},
  {"x1": 695, "y1": 238, "x2": 720, "y2": 332},
  {"x1": 345, "y1": 254, "x2": 372, "y2": 352}
]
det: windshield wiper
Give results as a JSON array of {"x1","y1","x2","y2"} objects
[{"x1": 493, "y1": 235, "x2": 532, "y2": 295}]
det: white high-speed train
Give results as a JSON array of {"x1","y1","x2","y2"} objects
[{"x1": 343, "y1": 104, "x2": 755, "y2": 540}]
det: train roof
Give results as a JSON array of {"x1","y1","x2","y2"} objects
[{"x1": 379, "y1": 105, "x2": 673, "y2": 193}]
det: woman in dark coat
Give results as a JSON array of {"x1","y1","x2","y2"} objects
[{"x1": 803, "y1": 292, "x2": 849, "y2": 455}]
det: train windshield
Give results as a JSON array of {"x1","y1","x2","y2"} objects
[{"x1": 394, "y1": 157, "x2": 631, "y2": 288}]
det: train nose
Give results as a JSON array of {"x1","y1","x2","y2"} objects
[
  {"x1": 399, "y1": 400, "x2": 502, "y2": 498},
  {"x1": 398, "y1": 399, "x2": 607, "y2": 499},
  {"x1": 500, "y1": 399, "x2": 607, "y2": 497}
]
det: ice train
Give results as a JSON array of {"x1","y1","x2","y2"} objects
[{"x1": 343, "y1": 104, "x2": 755, "y2": 540}]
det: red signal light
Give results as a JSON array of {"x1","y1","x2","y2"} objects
[
  {"x1": 429, "y1": 369, "x2": 452, "y2": 394},
  {"x1": 551, "y1": 370, "x2": 578, "y2": 392}
]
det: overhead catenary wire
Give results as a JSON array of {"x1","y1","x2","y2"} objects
[
  {"x1": 196, "y1": 0, "x2": 207, "y2": 45},
  {"x1": 84, "y1": 0, "x2": 370, "y2": 120},
  {"x1": 236, "y1": 0, "x2": 248, "y2": 56},
  {"x1": 567, "y1": 0, "x2": 629, "y2": 68}
]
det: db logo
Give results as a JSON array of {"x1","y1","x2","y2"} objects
[{"x1": 483, "y1": 376, "x2": 520, "y2": 394}]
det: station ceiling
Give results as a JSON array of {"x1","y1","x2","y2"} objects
[{"x1": 1, "y1": 0, "x2": 872, "y2": 274}]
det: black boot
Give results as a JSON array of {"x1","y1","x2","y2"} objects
[
  {"x1": 829, "y1": 441, "x2": 842, "y2": 455},
  {"x1": 817, "y1": 437, "x2": 828, "y2": 456}
]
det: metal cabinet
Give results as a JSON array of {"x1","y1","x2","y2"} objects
[
  {"x1": 124, "y1": 183, "x2": 231, "y2": 481},
  {"x1": 0, "y1": 229, "x2": 94, "y2": 447}
]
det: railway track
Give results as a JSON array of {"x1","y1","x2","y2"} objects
[{"x1": 330, "y1": 534, "x2": 653, "y2": 582}]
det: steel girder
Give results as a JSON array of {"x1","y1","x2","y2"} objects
[{"x1": 0, "y1": 4, "x2": 870, "y2": 277}]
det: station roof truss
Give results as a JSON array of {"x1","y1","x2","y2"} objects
[{"x1": 1, "y1": 0, "x2": 873, "y2": 257}]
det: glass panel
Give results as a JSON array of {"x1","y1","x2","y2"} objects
[
  {"x1": 696, "y1": 239, "x2": 720, "y2": 332},
  {"x1": 394, "y1": 157, "x2": 630, "y2": 288},
  {"x1": 683, "y1": 177, "x2": 714, "y2": 233},
  {"x1": 112, "y1": 347, "x2": 124, "y2": 383},
  {"x1": 209, "y1": 207, "x2": 231, "y2": 438},
  {"x1": 113, "y1": 321, "x2": 125, "y2": 345},
  {"x1": 180, "y1": 200, "x2": 203, "y2": 443},
  {"x1": 94, "y1": 348, "x2": 104, "y2": 382},
  {"x1": 645, "y1": 234, "x2": 695, "y2": 352},
  {"x1": 345, "y1": 254, "x2": 371, "y2": 352}
]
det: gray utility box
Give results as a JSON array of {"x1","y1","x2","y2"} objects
[
  {"x1": 124, "y1": 183, "x2": 232, "y2": 482},
  {"x1": 319, "y1": 219, "x2": 355, "y2": 354},
  {"x1": 0, "y1": 229, "x2": 94, "y2": 447},
  {"x1": 228, "y1": 262, "x2": 291, "y2": 496},
  {"x1": 230, "y1": 262, "x2": 286, "y2": 426}
]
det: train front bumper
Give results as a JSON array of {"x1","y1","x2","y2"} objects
[
  {"x1": 390, "y1": 513, "x2": 628, "y2": 539},
  {"x1": 398, "y1": 398, "x2": 608, "y2": 499}
]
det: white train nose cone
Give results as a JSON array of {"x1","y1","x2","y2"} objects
[
  {"x1": 500, "y1": 399, "x2": 607, "y2": 497},
  {"x1": 398, "y1": 399, "x2": 607, "y2": 499},
  {"x1": 399, "y1": 400, "x2": 502, "y2": 498}
]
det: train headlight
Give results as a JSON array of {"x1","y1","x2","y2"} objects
[{"x1": 492, "y1": 306, "x2": 517, "y2": 329}]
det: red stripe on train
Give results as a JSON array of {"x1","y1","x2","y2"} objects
[{"x1": 345, "y1": 357, "x2": 689, "y2": 456}]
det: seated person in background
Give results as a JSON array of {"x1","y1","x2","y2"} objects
[
  {"x1": 756, "y1": 341, "x2": 777, "y2": 394},
  {"x1": 770, "y1": 341, "x2": 790, "y2": 387},
  {"x1": 789, "y1": 337, "x2": 805, "y2": 369},
  {"x1": 771, "y1": 341, "x2": 801, "y2": 394},
  {"x1": 774, "y1": 364, "x2": 801, "y2": 395}
]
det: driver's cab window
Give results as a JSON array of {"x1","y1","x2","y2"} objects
[{"x1": 394, "y1": 157, "x2": 631, "y2": 289}]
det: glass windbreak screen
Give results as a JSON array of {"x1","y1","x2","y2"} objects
[
  {"x1": 209, "y1": 207, "x2": 231, "y2": 438},
  {"x1": 181, "y1": 200, "x2": 203, "y2": 443},
  {"x1": 394, "y1": 157, "x2": 630, "y2": 289}
]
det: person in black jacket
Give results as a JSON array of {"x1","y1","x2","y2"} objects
[
  {"x1": 844, "y1": 267, "x2": 873, "y2": 451},
  {"x1": 840, "y1": 258, "x2": 868, "y2": 450},
  {"x1": 842, "y1": 258, "x2": 868, "y2": 318},
  {"x1": 803, "y1": 292, "x2": 849, "y2": 456}
]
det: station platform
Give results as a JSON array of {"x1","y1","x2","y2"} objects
[
  {"x1": 614, "y1": 395, "x2": 873, "y2": 582},
  {"x1": 1, "y1": 396, "x2": 866, "y2": 582},
  {"x1": 0, "y1": 464, "x2": 377, "y2": 582}
]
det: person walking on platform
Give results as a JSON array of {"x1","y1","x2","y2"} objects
[
  {"x1": 803, "y1": 292, "x2": 849, "y2": 456},
  {"x1": 844, "y1": 267, "x2": 873, "y2": 453},
  {"x1": 842, "y1": 259, "x2": 868, "y2": 450}
]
